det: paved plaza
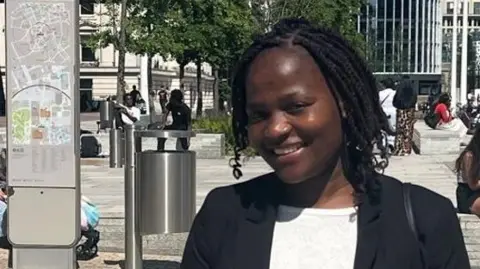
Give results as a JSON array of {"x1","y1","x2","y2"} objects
[
  {"x1": 0, "y1": 153, "x2": 465, "y2": 268},
  {"x1": 81, "y1": 154, "x2": 459, "y2": 218},
  {"x1": 0, "y1": 250, "x2": 181, "y2": 269}
]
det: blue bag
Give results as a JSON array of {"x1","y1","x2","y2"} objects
[
  {"x1": 0, "y1": 201, "x2": 7, "y2": 236},
  {"x1": 81, "y1": 197, "x2": 100, "y2": 228}
]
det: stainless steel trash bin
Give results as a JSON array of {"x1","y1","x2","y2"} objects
[
  {"x1": 137, "y1": 150, "x2": 196, "y2": 235},
  {"x1": 99, "y1": 100, "x2": 114, "y2": 129},
  {"x1": 109, "y1": 129, "x2": 124, "y2": 168}
]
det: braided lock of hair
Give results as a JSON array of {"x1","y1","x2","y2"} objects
[{"x1": 230, "y1": 18, "x2": 391, "y2": 205}]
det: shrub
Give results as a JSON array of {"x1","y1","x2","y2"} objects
[{"x1": 192, "y1": 116, "x2": 257, "y2": 157}]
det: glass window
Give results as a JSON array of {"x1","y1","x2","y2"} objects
[
  {"x1": 376, "y1": 46, "x2": 385, "y2": 72},
  {"x1": 403, "y1": 0, "x2": 410, "y2": 18},
  {"x1": 411, "y1": 0, "x2": 417, "y2": 18},
  {"x1": 386, "y1": 43, "x2": 393, "y2": 57},
  {"x1": 377, "y1": 1, "x2": 385, "y2": 18},
  {"x1": 385, "y1": 55, "x2": 393, "y2": 72},
  {"x1": 418, "y1": 83, "x2": 432, "y2": 96},
  {"x1": 446, "y1": 2, "x2": 454, "y2": 14},
  {"x1": 79, "y1": 78, "x2": 93, "y2": 90},
  {"x1": 386, "y1": 21, "x2": 393, "y2": 41},
  {"x1": 377, "y1": 22, "x2": 385, "y2": 40},
  {"x1": 394, "y1": 0, "x2": 402, "y2": 19},
  {"x1": 81, "y1": 43, "x2": 96, "y2": 62},
  {"x1": 360, "y1": 4, "x2": 368, "y2": 15},
  {"x1": 386, "y1": 0, "x2": 393, "y2": 18},
  {"x1": 80, "y1": 0, "x2": 94, "y2": 15},
  {"x1": 475, "y1": 3, "x2": 480, "y2": 14},
  {"x1": 360, "y1": 21, "x2": 367, "y2": 35},
  {"x1": 401, "y1": 43, "x2": 410, "y2": 72}
]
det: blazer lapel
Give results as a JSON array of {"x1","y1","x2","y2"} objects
[
  {"x1": 354, "y1": 183, "x2": 383, "y2": 269},
  {"x1": 233, "y1": 202, "x2": 277, "y2": 269},
  {"x1": 233, "y1": 174, "x2": 280, "y2": 269}
]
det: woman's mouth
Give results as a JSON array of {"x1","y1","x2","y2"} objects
[
  {"x1": 271, "y1": 143, "x2": 304, "y2": 163},
  {"x1": 273, "y1": 144, "x2": 302, "y2": 155}
]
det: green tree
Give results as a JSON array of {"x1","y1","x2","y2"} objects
[
  {"x1": 201, "y1": 1, "x2": 257, "y2": 113},
  {"x1": 127, "y1": 0, "x2": 181, "y2": 121},
  {"x1": 268, "y1": 0, "x2": 365, "y2": 49},
  {"x1": 167, "y1": 0, "x2": 256, "y2": 117},
  {"x1": 85, "y1": 0, "x2": 136, "y2": 103},
  {"x1": 86, "y1": 0, "x2": 178, "y2": 113},
  {"x1": 249, "y1": 0, "x2": 272, "y2": 33}
]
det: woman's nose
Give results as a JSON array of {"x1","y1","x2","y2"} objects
[{"x1": 264, "y1": 115, "x2": 292, "y2": 141}]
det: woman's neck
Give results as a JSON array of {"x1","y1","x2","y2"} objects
[{"x1": 279, "y1": 161, "x2": 355, "y2": 209}]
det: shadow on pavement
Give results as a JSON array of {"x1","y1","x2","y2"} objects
[{"x1": 104, "y1": 259, "x2": 180, "y2": 269}]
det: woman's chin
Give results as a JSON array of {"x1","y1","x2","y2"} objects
[{"x1": 275, "y1": 168, "x2": 308, "y2": 185}]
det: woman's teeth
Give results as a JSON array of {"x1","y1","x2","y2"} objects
[{"x1": 274, "y1": 146, "x2": 301, "y2": 155}]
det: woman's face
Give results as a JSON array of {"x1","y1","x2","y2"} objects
[
  {"x1": 125, "y1": 95, "x2": 134, "y2": 106},
  {"x1": 245, "y1": 46, "x2": 343, "y2": 184}
]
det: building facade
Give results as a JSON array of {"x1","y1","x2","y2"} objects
[
  {"x1": 0, "y1": 0, "x2": 215, "y2": 112},
  {"x1": 442, "y1": 0, "x2": 480, "y2": 98},
  {"x1": 358, "y1": 0, "x2": 443, "y2": 95}
]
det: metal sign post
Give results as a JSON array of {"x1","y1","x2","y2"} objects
[
  {"x1": 5, "y1": 0, "x2": 80, "y2": 268},
  {"x1": 124, "y1": 125, "x2": 143, "y2": 269}
]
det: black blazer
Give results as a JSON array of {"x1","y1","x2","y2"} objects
[{"x1": 181, "y1": 173, "x2": 470, "y2": 269}]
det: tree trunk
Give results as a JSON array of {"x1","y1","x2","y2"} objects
[
  {"x1": 116, "y1": 0, "x2": 128, "y2": 103},
  {"x1": 195, "y1": 59, "x2": 203, "y2": 118},
  {"x1": 213, "y1": 67, "x2": 220, "y2": 114},
  {"x1": 179, "y1": 62, "x2": 186, "y2": 87},
  {"x1": 147, "y1": 54, "x2": 155, "y2": 123}
]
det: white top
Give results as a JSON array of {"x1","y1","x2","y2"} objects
[
  {"x1": 121, "y1": 106, "x2": 141, "y2": 125},
  {"x1": 269, "y1": 205, "x2": 358, "y2": 269},
  {"x1": 379, "y1": 88, "x2": 395, "y2": 111}
]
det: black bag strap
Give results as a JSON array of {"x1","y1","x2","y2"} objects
[
  {"x1": 380, "y1": 93, "x2": 391, "y2": 106},
  {"x1": 403, "y1": 183, "x2": 429, "y2": 267},
  {"x1": 403, "y1": 183, "x2": 418, "y2": 238}
]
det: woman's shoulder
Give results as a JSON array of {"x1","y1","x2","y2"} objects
[
  {"x1": 378, "y1": 174, "x2": 457, "y2": 226},
  {"x1": 200, "y1": 172, "x2": 277, "y2": 214},
  {"x1": 379, "y1": 174, "x2": 454, "y2": 208},
  {"x1": 380, "y1": 175, "x2": 469, "y2": 265},
  {"x1": 434, "y1": 102, "x2": 447, "y2": 111}
]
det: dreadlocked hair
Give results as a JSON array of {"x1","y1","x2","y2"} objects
[{"x1": 229, "y1": 18, "x2": 392, "y2": 204}]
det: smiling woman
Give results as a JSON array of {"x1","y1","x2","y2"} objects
[{"x1": 181, "y1": 18, "x2": 470, "y2": 269}]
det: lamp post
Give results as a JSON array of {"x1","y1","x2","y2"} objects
[
  {"x1": 460, "y1": 0, "x2": 469, "y2": 105},
  {"x1": 452, "y1": 0, "x2": 458, "y2": 108}
]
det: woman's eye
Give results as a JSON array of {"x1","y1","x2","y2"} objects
[
  {"x1": 248, "y1": 111, "x2": 268, "y2": 124},
  {"x1": 286, "y1": 103, "x2": 307, "y2": 113}
]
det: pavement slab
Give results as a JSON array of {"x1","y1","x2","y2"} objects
[
  {"x1": 81, "y1": 157, "x2": 272, "y2": 217},
  {"x1": 0, "y1": 250, "x2": 181, "y2": 269},
  {"x1": 81, "y1": 154, "x2": 460, "y2": 218}
]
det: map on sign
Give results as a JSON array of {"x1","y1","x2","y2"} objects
[
  {"x1": 7, "y1": 2, "x2": 74, "y2": 147},
  {"x1": 9, "y1": 2, "x2": 71, "y2": 65},
  {"x1": 11, "y1": 84, "x2": 72, "y2": 146}
]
